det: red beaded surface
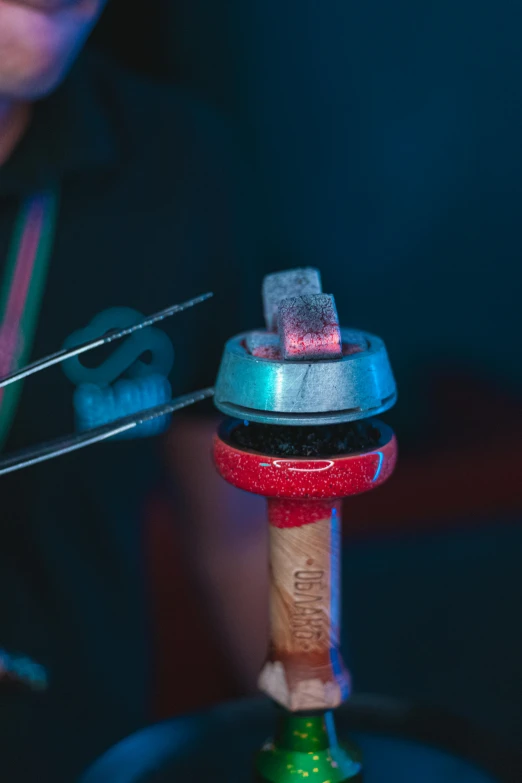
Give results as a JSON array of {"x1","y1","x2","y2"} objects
[
  {"x1": 212, "y1": 419, "x2": 397, "y2": 504},
  {"x1": 266, "y1": 497, "x2": 342, "y2": 528}
]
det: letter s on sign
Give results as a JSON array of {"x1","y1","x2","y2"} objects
[{"x1": 61, "y1": 307, "x2": 174, "y2": 387}]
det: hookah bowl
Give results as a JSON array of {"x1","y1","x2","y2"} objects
[
  {"x1": 212, "y1": 268, "x2": 398, "y2": 782},
  {"x1": 213, "y1": 417, "x2": 397, "y2": 782},
  {"x1": 81, "y1": 269, "x2": 517, "y2": 783}
]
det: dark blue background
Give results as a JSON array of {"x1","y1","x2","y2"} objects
[{"x1": 92, "y1": 0, "x2": 522, "y2": 751}]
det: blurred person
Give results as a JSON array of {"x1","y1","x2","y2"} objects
[{"x1": 0, "y1": 1, "x2": 269, "y2": 780}]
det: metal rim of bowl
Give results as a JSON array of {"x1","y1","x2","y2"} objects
[{"x1": 214, "y1": 329, "x2": 398, "y2": 425}]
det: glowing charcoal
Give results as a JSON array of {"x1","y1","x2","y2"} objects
[
  {"x1": 342, "y1": 342, "x2": 365, "y2": 356},
  {"x1": 341, "y1": 329, "x2": 367, "y2": 356},
  {"x1": 262, "y1": 268, "x2": 322, "y2": 332},
  {"x1": 245, "y1": 331, "x2": 281, "y2": 359},
  {"x1": 278, "y1": 294, "x2": 342, "y2": 361}
]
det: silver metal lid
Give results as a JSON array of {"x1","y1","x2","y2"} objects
[{"x1": 214, "y1": 327, "x2": 397, "y2": 425}]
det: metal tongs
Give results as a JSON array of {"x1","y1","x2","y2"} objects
[{"x1": 0, "y1": 294, "x2": 215, "y2": 477}]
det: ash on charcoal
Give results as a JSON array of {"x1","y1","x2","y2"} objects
[
  {"x1": 278, "y1": 293, "x2": 342, "y2": 360},
  {"x1": 230, "y1": 420, "x2": 381, "y2": 457},
  {"x1": 262, "y1": 268, "x2": 322, "y2": 331}
]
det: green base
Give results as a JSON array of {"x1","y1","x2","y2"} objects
[{"x1": 255, "y1": 711, "x2": 362, "y2": 783}]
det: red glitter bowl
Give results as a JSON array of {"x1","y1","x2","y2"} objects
[{"x1": 213, "y1": 418, "x2": 397, "y2": 501}]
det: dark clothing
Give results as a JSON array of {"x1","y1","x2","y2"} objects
[{"x1": 0, "y1": 51, "x2": 264, "y2": 781}]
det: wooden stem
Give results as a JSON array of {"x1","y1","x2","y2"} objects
[{"x1": 259, "y1": 498, "x2": 351, "y2": 711}]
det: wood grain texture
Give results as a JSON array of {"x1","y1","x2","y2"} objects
[{"x1": 259, "y1": 501, "x2": 351, "y2": 711}]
